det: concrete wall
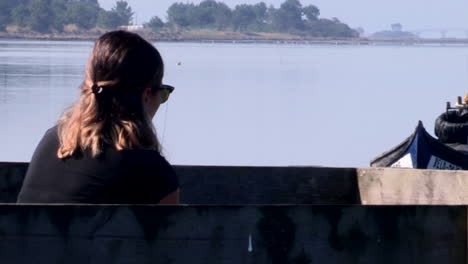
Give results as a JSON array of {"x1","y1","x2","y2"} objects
[
  {"x1": 0, "y1": 205, "x2": 465, "y2": 264},
  {"x1": 0, "y1": 162, "x2": 27, "y2": 203},
  {"x1": 177, "y1": 165, "x2": 360, "y2": 204},
  {"x1": 358, "y1": 168, "x2": 468, "y2": 205},
  {"x1": 3, "y1": 162, "x2": 468, "y2": 204},
  {"x1": 1, "y1": 162, "x2": 361, "y2": 204},
  {"x1": 1, "y1": 162, "x2": 468, "y2": 263}
]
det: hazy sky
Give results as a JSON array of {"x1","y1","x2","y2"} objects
[{"x1": 99, "y1": 0, "x2": 468, "y2": 36}]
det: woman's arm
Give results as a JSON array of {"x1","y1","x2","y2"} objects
[{"x1": 159, "y1": 189, "x2": 180, "y2": 204}]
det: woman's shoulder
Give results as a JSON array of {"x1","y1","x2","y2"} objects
[
  {"x1": 37, "y1": 125, "x2": 58, "y2": 140},
  {"x1": 45, "y1": 125, "x2": 59, "y2": 135},
  {"x1": 36, "y1": 125, "x2": 60, "y2": 147},
  {"x1": 30, "y1": 126, "x2": 60, "y2": 156}
]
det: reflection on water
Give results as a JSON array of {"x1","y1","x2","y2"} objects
[
  {"x1": 0, "y1": 40, "x2": 89, "y2": 106},
  {"x1": 1, "y1": 39, "x2": 468, "y2": 167},
  {"x1": 0, "y1": 40, "x2": 89, "y2": 162}
]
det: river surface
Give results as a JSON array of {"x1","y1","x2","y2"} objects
[{"x1": 1, "y1": 39, "x2": 468, "y2": 167}]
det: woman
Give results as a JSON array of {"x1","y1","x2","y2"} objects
[{"x1": 17, "y1": 30, "x2": 179, "y2": 204}]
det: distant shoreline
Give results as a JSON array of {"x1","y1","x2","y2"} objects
[
  {"x1": 0, "y1": 30, "x2": 352, "y2": 42},
  {"x1": 1, "y1": 31, "x2": 468, "y2": 46}
]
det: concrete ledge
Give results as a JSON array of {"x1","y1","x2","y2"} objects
[
  {"x1": 0, "y1": 205, "x2": 465, "y2": 264},
  {"x1": 358, "y1": 168, "x2": 468, "y2": 205},
  {"x1": 0, "y1": 162, "x2": 361, "y2": 204},
  {"x1": 0, "y1": 162, "x2": 28, "y2": 203},
  {"x1": 176, "y1": 165, "x2": 359, "y2": 204},
  {"x1": 2, "y1": 162, "x2": 468, "y2": 204}
]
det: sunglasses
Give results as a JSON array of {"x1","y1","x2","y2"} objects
[{"x1": 159, "y1": 84, "x2": 174, "y2": 104}]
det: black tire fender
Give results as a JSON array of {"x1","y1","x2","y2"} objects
[{"x1": 434, "y1": 111, "x2": 468, "y2": 144}]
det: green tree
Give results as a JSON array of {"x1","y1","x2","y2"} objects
[
  {"x1": 264, "y1": 4, "x2": 277, "y2": 30},
  {"x1": 212, "y1": 2, "x2": 232, "y2": 30},
  {"x1": 146, "y1": 16, "x2": 164, "y2": 32},
  {"x1": 302, "y1": 5, "x2": 319, "y2": 21},
  {"x1": 113, "y1": 0, "x2": 133, "y2": 25},
  {"x1": 232, "y1": 3, "x2": 268, "y2": 32},
  {"x1": 306, "y1": 18, "x2": 358, "y2": 37},
  {"x1": 11, "y1": 4, "x2": 30, "y2": 27},
  {"x1": 252, "y1": 2, "x2": 267, "y2": 25},
  {"x1": 0, "y1": 0, "x2": 25, "y2": 31},
  {"x1": 163, "y1": 0, "x2": 356, "y2": 37},
  {"x1": 167, "y1": 0, "x2": 232, "y2": 29},
  {"x1": 97, "y1": 0, "x2": 133, "y2": 29},
  {"x1": 97, "y1": 10, "x2": 121, "y2": 28},
  {"x1": 66, "y1": 1, "x2": 100, "y2": 29},
  {"x1": 98, "y1": 0, "x2": 133, "y2": 28},
  {"x1": 28, "y1": 0, "x2": 54, "y2": 32},
  {"x1": 232, "y1": 5, "x2": 256, "y2": 32},
  {"x1": 167, "y1": 3, "x2": 193, "y2": 28},
  {"x1": 273, "y1": 0, "x2": 304, "y2": 32},
  {"x1": 50, "y1": 0, "x2": 69, "y2": 31},
  {"x1": 191, "y1": 0, "x2": 217, "y2": 27}
]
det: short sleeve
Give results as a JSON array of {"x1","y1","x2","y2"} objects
[
  {"x1": 124, "y1": 150, "x2": 179, "y2": 203},
  {"x1": 155, "y1": 155, "x2": 179, "y2": 198}
]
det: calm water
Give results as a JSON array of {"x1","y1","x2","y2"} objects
[{"x1": 1, "y1": 39, "x2": 468, "y2": 167}]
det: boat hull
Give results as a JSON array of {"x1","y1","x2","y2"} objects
[{"x1": 371, "y1": 121, "x2": 468, "y2": 169}]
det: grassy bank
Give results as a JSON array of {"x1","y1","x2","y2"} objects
[{"x1": 0, "y1": 28, "x2": 356, "y2": 42}]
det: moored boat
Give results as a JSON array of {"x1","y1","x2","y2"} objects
[{"x1": 370, "y1": 121, "x2": 468, "y2": 169}]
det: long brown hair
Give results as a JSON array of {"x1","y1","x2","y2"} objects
[{"x1": 57, "y1": 30, "x2": 164, "y2": 158}]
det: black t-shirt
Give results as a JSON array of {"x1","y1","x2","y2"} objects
[{"x1": 17, "y1": 126, "x2": 178, "y2": 204}]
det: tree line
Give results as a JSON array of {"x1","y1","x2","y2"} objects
[
  {"x1": 149, "y1": 0, "x2": 357, "y2": 37},
  {"x1": 0, "y1": 0, "x2": 133, "y2": 33},
  {"x1": 0, "y1": 0, "x2": 358, "y2": 38}
]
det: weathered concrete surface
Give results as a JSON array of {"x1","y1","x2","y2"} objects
[
  {"x1": 176, "y1": 165, "x2": 359, "y2": 204},
  {"x1": 0, "y1": 162, "x2": 28, "y2": 203},
  {"x1": 0, "y1": 162, "x2": 360, "y2": 204},
  {"x1": 3, "y1": 162, "x2": 468, "y2": 204},
  {"x1": 358, "y1": 168, "x2": 468, "y2": 205},
  {"x1": 0, "y1": 205, "x2": 464, "y2": 264},
  {"x1": 2, "y1": 163, "x2": 468, "y2": 262}
]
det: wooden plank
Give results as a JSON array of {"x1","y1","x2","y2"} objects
[{"x1": 358, "y1": 168, "x2": 468, "y2": 205}]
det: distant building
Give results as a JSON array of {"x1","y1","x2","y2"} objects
[
  {"x1": 120, "y1": 25, "x2": 144, "y2": 31},
  {"x1": 391, "y1": 23, "x2": 403, "y2": 32},
  {"x1": 371, "y1": 23, "x2": 417, "y2": 39}
]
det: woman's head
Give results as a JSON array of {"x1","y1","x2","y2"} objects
[
  {"x1": 86, "y1": 30, "x2": 164, "y2": 94},
  {"x1": 57, "y1": 30, "x2": 167, "y2": 158}
]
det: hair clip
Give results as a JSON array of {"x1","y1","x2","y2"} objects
[{"x1": 91, "y1": 84, "x2": 103, "y2": 94}]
